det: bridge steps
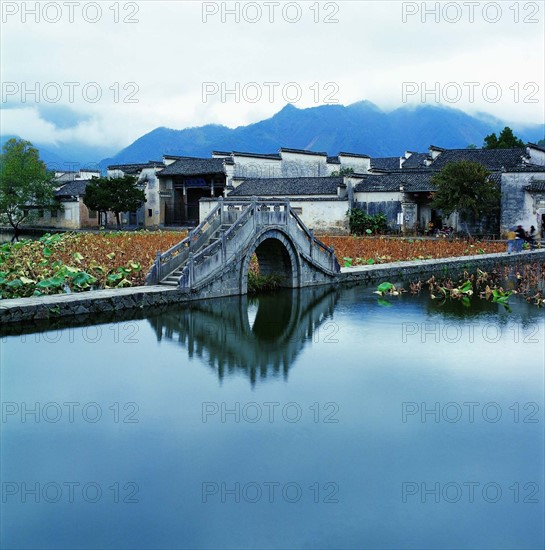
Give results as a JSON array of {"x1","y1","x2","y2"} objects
[
  {"x1": 146, "y1": 198, "x2": 340, "y2": 297},
  {"x1": 159, "y1": 223, "x2": 233, "y2": 286}
]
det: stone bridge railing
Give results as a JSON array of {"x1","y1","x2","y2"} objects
[
  {"x1": 146, "y1": 201, "x2": 224, "y2": 285},
  {"x1": 172, "y1": 197, "x2": 339, "y2": 292},
  {"x1": 287, "y1": 206, "x2": 339, "y2": 272}
]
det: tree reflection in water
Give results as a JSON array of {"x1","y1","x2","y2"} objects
[{"x1": 147, "y1": 286, "x2": 339, "y2": 385}]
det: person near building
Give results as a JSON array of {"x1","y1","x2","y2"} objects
[
  {"x1": 515, "y1": 225, "x2": 525, "y2": 252},
  {"x1": 527, "y1": 225, "x2": 537, "y2": 250},
  {"x1": 506, "y1": 228, "x2": 516, "y2": 254},
  {"x1": 427, "y1": 220, "x2": 434, "y2": 236}
]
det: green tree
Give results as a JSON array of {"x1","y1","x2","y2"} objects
[
  {"x1": 331, "y1": 167, "x2": 355, "y2": 176},
  {"x1": 483, "y1": 126, "x2": 525, "y2": 149},
  {"x1": 83, "y1": 175, "x2": 146, "y2": 229},
  {"x1": 537, "y1": 138, "x2": 545, "y2": 148},
  {"x1": 431, "y1": 161, "x2": 499, "y2": 234},
  {"x1": 0, "y1": 138, "x2": 58, "y2": 235}
]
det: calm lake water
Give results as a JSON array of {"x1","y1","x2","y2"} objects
[
  {"x1": 1, "y1": 285, "x2": 544, "y2": 549},
  {"x1": 0, "y1": 232, "x2": 46, "y2": 243}
]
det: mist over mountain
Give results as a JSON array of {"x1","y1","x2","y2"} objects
[
  {"x1": 101, "y1": 102, "x2": 544, "y2": 168},
  {"x1": 3, "y1": 102, "x2": 544, "y2": 170}
]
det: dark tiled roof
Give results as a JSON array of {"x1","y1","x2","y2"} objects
[
  {"x1": 355, "y1": 172, "x2": 436, "y2": 193},
  {"x1": 55, "y1": 180, "x2": 92, "y2": 197},
  {"x1": 402, "y1": 152, "x2": 430, "y2": 169},
  {"x1": 279, "y1": 148, "x2": 328, "y2": 157},
  {"x1": 528, "y1": 142, "x2": 545, "y2": 153},
  {"x1": 504, "y1": 164, "x2": 545, "y2": 173},
  {"x1": 370, "y1": 157, "x2": 401, "y2": 170},
  {"x1": 338, "y1": 152, "x2": 370, "y2": 158},
  {"x1": 526, "y1": 179, "x2": 545, "y2": 192},
  {"x1": 54, "y1": 172, "x2": 79, "y2": 183},
  {"x1": 108, "y1": 162, "x2": 159, "y2": 174},
  {"x1": 232, "y1": 151, "x2": 282, "y2": 160},
  {"x1": 228, "y1": 177, "x2": 344, "y2": 196},
  {"x1": 429, "y1": 148, "x2": 526, "y2": 171},
  {"x1": 356, "y1": 169, "x2": 502, "y2": 193},
  {"x1": 158, "y1": 157, "x2": 226, "y2": 177},
  {"x1": 489, "y1": 173, "x2": 502, "y2": 186},
  {"x1": 211, "y1": 151, "x2": 232, "y2": 156},
  {"x1": 203, "y1": 196, "x2": 346, "y2": 203}
]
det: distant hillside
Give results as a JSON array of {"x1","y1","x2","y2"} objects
[
  {"x1": 4, "y1": 102, "x2": 544, "y2": 169},
  {"x1": 101, "y1": 102, "x2": 545, "y2": 168}
]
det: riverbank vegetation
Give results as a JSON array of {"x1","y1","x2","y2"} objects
[
  {"x1": 0, "y1": 231, "x2": 186, "y2": 299},
  {"x1": 247, "y1": 272, "x2": 283, "y2": 293},
  {"x1": 320, "y1": 236, "x2": 506, "y2": 266},
  {"x1": 0, "y1": 230, "x2": 536, "y2": 300},
  {"x1": 375, "y1": 263, "x2": 545, "y2": 308}
]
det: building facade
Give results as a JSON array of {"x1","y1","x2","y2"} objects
[
  {"x1": 199, "y1": 144, "x2": 545, "y2": 236},
  {"x1": 29, "y1": 170, "x2": 104, "y2": 230},
  {"x1": 28, "y1": 144, "x2": 545, "y2": 235}
]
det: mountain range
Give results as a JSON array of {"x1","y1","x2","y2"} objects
[{"x1": 3, "y1": 102, "x2": 544, "y2": 170}]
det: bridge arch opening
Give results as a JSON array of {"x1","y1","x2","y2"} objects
[
  {"x1": 255, "y1": 238, "x2": 293, "y2": 285},
  {"x1": 241, "y1": 231, "x2": 301, "y2": 294}
]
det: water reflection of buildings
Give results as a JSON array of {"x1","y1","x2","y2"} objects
[{"x1": 147, "y1": 286, "x2": 339, "y2": 384}]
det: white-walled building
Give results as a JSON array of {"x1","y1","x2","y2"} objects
[
  {"x1": 200, "y1": 177, "x2": 350, "y2": 233},
  {"x1": 103, "y1": 143, "x2": 545, "y2": 235},
  {"x1": 107, "y1": 148, "x2": 373, "y2": 228},
  {"x1": 30, "y1": 169, "x2": 105, "y2": 230}
]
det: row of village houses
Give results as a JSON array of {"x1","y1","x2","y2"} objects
[{"x1": 34, "y1": 143, "x2": 545, "y2": 236}]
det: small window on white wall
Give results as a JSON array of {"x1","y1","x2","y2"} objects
[{"x1": 292, "y1": 207, "x2": 303, "y2": 215}]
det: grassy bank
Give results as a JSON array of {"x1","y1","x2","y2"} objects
[{"x1": 0, "y1": 231, "x2": 186, "y2": 299}]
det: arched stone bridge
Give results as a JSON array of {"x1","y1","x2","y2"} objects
[{"x1": 146, "y1": 197, "x2": 340, "y2": 299}]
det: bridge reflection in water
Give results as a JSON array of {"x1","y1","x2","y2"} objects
[{"x1": 147, "y1": 285, "x2": 339, "y2": 384}]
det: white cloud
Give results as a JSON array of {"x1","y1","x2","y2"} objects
[{"x1": 1, "y1": 0, "x2": 543, "y2": 152}]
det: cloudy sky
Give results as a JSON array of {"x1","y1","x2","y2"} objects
[{"x1": 1, "y1": 0, "x2": 544, "y2": 156}]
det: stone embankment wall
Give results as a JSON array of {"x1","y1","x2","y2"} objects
[
  {"x1": 0, "y1": 286, "x2": 186, "y2": 325},
  {"x1": 1, "y1": 250, "x2": 544, "y2": 325},
  {"x1": 338, "y1": 249, "x2": 545, "y2": 285}
]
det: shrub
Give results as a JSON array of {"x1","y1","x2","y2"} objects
[
  {"x1": 347, "y1": 210, "x2": 388, "y2": 235},
  {"x1": 247, "y1": 272, "x2": 283, "y2": 293}
]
